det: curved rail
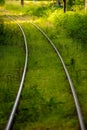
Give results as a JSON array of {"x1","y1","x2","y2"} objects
[
  {"x1": 1, "y1": 10, "x2": 86, "y2": 130},
  {"x1": 5, "y1": 16, "x2": 28, "y2": 130},
  {"x1": 30, "y1": 23, "x2": 86, "y2": 130}
]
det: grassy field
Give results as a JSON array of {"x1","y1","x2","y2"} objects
[
  {"x1": 12, "y1": 23, "x2": 78, "y2": 130},
  {"x1": 0, "y1": 1, "x2": 87, "y2": 130},
  {"x1": 0, "y1": 17, "x2": 25, "y2": 129}
]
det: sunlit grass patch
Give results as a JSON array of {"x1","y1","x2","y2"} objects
[{"x1": 5, "y1": 1, "x2": 54, "y2": 16}]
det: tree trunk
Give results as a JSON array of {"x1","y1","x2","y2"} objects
[
  {"x1": 21, "y1": 0, "x2": 24, "y2": 6},
  {"x1": 63, "y1": 0, "x2": 66, "y2": 13},
  {"x1": 56, "y1": 0, "x2": 61, "y2": 6}
]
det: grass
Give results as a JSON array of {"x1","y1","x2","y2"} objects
[
  {"x1": 37, "y1": 11, "x2": 87, "y2": 127},
  {"x1": 0, "y1": 1, "x2": 87, "y2": 130},
  {"x1": 0, "y1": 18, "x2": 25, "y2": 130},
  {"x1": 38, "y1": 19, "x2": 87, "y2": 119},
  {"x1": 5, "y1": 1, "x2": 63, "y2": 17},
  {"x1": 12, "y1": 23, "x2": 78, "y2": 130}
]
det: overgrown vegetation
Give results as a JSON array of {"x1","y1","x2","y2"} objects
[
  {"x1": 13, "y1": 23, "x2": 78, "y2": 130},
  {"x1": 0, "y1": 18, "x2": 25, "y2": 130},
  {"x1": 53, "y1": 13, "x2": 87, "y2": 44},
  {"x1": 0, "y1": 0, "x2": 5, "y2": 5},
  {"x1": 44, "y1": 9, "x2": 87, "y2": 128},
  {"x1": 0, "y1": 1, "x2": 87, "y2": 130},
  {"x1": 5, "y1": 1, "x2": 62, "y2": 17}
]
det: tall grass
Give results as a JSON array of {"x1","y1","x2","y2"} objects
[
  {"x1": 12, "y1": 23, "x2": 79, "y2": 130},
  {"x1": 0, "y1": 18, "x2": 25, "y2": 130},
  {"x1": 40, "y1": 10, "x2": 87, "y2": 127},
  {"x1": 53, "y1": 12, "x2": 87, "y2": 44},
  {"x1": 1, "y1": 1, "x2": 87, "y2": 129}
]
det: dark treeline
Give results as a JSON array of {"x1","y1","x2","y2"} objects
[
  {"x1": 0, "y1": 0, "x2": 86, "y2": 12},
  {"x1": 0, "y1": 0, "x2": 5, "y2": 5}
]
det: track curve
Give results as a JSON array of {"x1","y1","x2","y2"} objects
[
  {"x1": 30, "y1": 23, "x2": 86, "y2": 130},
  {"x1": 5, "y1": 16, "x2": 28, "y2": 130},
  {"x1": 10, "y1": 14, "x2": 86, "y2": 129},
  {"x1": 0, "y1": 10, "x2": 86, "y2": 130}
]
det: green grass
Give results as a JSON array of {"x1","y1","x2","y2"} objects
[
  {"x1": 0, "y1": 1, "x2": 87, "y2": 130},
  {"x1": 0, "y1": 19, "x2": 25, "y2": 130},
  {"x1": 5, "y1": 1, "x2": 62, "y2": 18},
  {"x1": 37, "y1": 11, "x2": 87, "y2": 127},
  {"x1": 12, "y1": 23, "x2": 78, "y2": 130}
]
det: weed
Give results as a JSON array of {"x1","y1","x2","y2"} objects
[
  {"x1": 0, "y1": 19, "x2": 25, "y2": 130},
  {"x1": 1, "y1": 1, "x2": 87, "y2": 129}
]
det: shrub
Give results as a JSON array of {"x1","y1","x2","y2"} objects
[
  {"x1": 55, "y1": 12, "x2": 87, "y2": 44},
  {"x1": 0, "y1": 0, "x2": 5, "y2": 5}
]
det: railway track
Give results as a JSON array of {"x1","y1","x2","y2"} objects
[
  {"x1": 0, "y1": 10, "x2": 86, "y2": 130},
  {"x1": 3, "y1": 15, "x2": 28, "y2": 130}
]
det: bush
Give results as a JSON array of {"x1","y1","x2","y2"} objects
[
  {"x1": 55, "y1": 12, "x2": 87, "y2": 44},
  {"x1": 67, "y1": 0, "x2": 75, "y2": 10},
  {"x1": 25, "y1": 6, "x2": 48, "y2": 17},
  {"x1": 0, "y1": 0, "x2": 5, "y2": 5}
]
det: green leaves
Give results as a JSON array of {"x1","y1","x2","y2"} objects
[
  {"x1": 0, "y1": 20, "x2": 25, "y2": 130},
  {"x1": 0, "y1": 0, "x2": 5, "y2": 5},
  {"x1": 55, "y1": 13, "x2": 87, "y2": 44}
]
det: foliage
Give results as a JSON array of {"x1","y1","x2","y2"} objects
[
  {"x1": 67, "y1": 0, "x2": 84, "y2": 10},
  {"x1": 0, "y1": 20, "x2": 25, "y2": 130},
  {"x1": 25, "y1": 6, "x2": 48, "y2": 17},
  {"x1": 54, "y1": 12, "x2": 87, "y2": 44},
  {"x1": 5, "y1": 1, "x2": 56, "y2": 17},
  {"x1": 0, "y1": 0, "x2": 5, "y2": 5},
  {"x1": 12, "y1": 23, "x2": 78, "y2": 130},
  {"x1": 67, "y1": 0, "x2": 75, "y2": 10},
  {"x1": 45, "y1": 10, "x2": 87, "y2": 128},
  {"x1": 1, "y1": 1, "x2": 87, "y2": 129}
]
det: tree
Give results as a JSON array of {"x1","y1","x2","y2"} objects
[
  {"x1": 0, "y1": 0, "x2": 5, "y2": 5},
  {"x1": 63, "y1": 0, "x2": 66, "y2": 12},
  {"x1": 56, "y1": 0, "x2": 61, "y2": 6},
  {"x1": 21, "y1": 0, "x2": 24, "y2": 6}
]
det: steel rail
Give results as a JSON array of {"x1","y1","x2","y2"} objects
[
  {"x1": 30, "y1": 23, "x2": 86, "y2": 130},
  {"x1": 1, "y1": 11, "x2": 86, "y2": 130},
  {"x1": 5, "y1": 16, "x2": 28, "y2": 130}
]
